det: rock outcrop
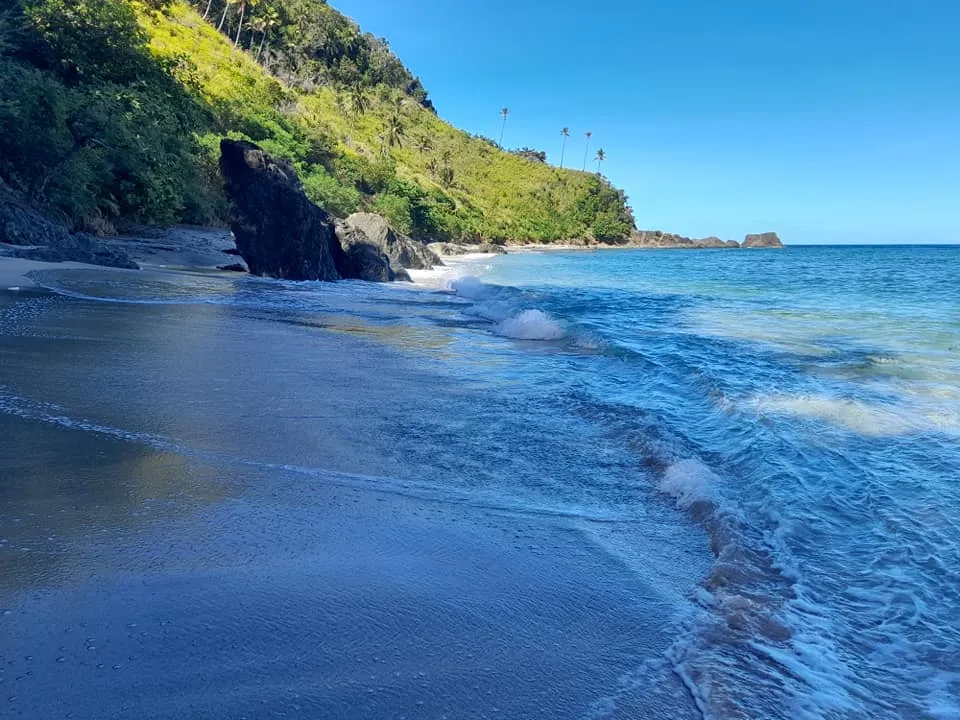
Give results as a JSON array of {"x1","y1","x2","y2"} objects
[
  {"x1": 628, "y1": 230, "x2": 740, "y2": 249},
  {"x1": 0, "y1": 187, "x2": 138, "y2": 269},
  {"x1": 220, "y1": 139, "x2": 341, "y2": 281},
  {"x1": 221, "y1": 141, "x2": 442, "y2": 283},
  {"x1": 742, "y1": 232, "x2": 783, "y2": 248},
  {"x1": 337, "y1": 213, "x2": 441, "y2": 273},
  {"x1": 427, "y1": 242, "x2": 508, "y2": 256}
]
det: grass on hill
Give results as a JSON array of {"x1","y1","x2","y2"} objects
[{"x1": 0, "y1": 0, "x2": 635, "y2": 244}]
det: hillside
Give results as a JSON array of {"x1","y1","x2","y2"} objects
[{"x1": 0, "y1": 0, "x2": 635, "y2": 244}]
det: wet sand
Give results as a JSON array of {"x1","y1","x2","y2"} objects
[{"x1": 0, "y1": 278, "x2": 699, "y2": 719}]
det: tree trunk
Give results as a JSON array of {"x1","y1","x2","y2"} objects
[
  {"x1": 217, "y1": 3, "x2": 230, "y2": 31},
  {"x1": 203, "y1": 0, "x2": 214, "y2": 20},
  {"x1": 560, "y1": 138, "x2": 566, "y2": 169},
  {"x1": 234, "y1": 2, "x2": 245, "y2": 48},
  {"x1": 257, "y1": 33, "x2": 267, "y2": 60}
]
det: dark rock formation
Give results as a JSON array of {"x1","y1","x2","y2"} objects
[
  {"x1": 333, "y1": 225, "x2": 404, "y2": 282},
  {"x1": 337, "y1": 213, "x2": 441, "y2": 272},
  {"x1": 0, "y1": 187, "x2": 138, "y2": 269},
  {"x1": 743, "y1": 232, "x2": 783, "y2": 248},
  {"x1": 217, "y1": 263, "x2": 248, "y2": 272},
  {"x1": 220, "y1": 139, "x2": 340, "y2": 281},
  {"x1": 725, "y1": 240, "x2": 741, "y2": 248}
]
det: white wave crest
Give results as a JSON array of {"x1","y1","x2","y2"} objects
[
  {"x1": 449, "y1": 276, "x2": 495, "y2": 300},
  {"x1": 659, "y1": 459, "x2": 718, "y2": 509},
  {"x1": 494, "y1": 309, "x2": 565, "y2": 341}
]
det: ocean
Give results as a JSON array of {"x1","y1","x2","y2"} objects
[{"x1": 1, "y1": 245, "x2": 958, "y2": 718}]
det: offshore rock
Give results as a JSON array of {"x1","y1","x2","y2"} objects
[
  {"x1": 743, "y1": 232, "x2": 784, "y2": 248},
  {"x1": 220, "y1": 139, "x2": 341, "y2": 281}
]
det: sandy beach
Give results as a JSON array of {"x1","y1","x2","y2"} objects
[{"x1": 0, "y1": 269, "x2": 700, "y2": 719}]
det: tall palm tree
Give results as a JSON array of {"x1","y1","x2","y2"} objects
[
  {"x1": 255, "y1": 5, "x2": 279, "y2": 61},
  {"x1": 498, "y1": 107, "x2": 509, "y2": 146},
  {"x1": 217, "y1": 0, "x2": 235, "y2": 32},
  {"x1": 595, "y1": 148, "x2": 606, "y2": 173},
  {"x1": 385, "y1": 111, "x2": 405, "y2": 149},
  {"x1": 582, "y1": 131, "x2": 593, "y2": 171},
  {"x1": 559, "y1": 127, "x2": 570, "y2": 169}
]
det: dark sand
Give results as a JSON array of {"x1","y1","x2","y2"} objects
[{"x1": 0, "y1": 276, "x2": 700, "y2": 719}]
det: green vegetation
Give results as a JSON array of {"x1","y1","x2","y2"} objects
[{"x1": 0, "y1": 0, "x2": 635, "y2": 243}]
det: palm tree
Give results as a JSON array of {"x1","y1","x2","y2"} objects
[
  {"x1": 385, "y1": 111, "x2": 405, "y2": 149},
  {"x1": 217, "y1": 0, "x2": 235, "y2": 32},
  {"x1": 498, "y1": 107, "x2": 509, "y2": 146},
  {"x1": 582, "y1": 131, "x2": 592, "y2": 171},
  {"x1": 203, "y1": 0, "x2": 216, "y2": 20},
  {"x1": 415, "y1": 134, "x2": 433, "y2": 155},
  {"x1": 234, "y1": 0, "x2": 259, "y2": 49},
  {"x1": 559, "y1": 127, "x2": 570, "y2": 169},
  {"x1": 595, "y1": 148, "x2": 606, "y2": 173},
  {"x1": 248, "y1": 15, "x2": 266, "y2": 52},
  {"x1": 349, "y1": 82, "x2": 369, "y2": 117}
]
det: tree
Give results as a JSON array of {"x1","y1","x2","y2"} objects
[
  {"x1": 234, "y1": 0, "x2": 259, "y2": 49},
  {"x1": 415, "y1": 134, "x2": 432, "y2": 155},
  {"x1": 349, "y1": 82, "x2": 369, "y2": 117},
  {"x1": 559, "y1": 127, "x2": 570, "y2": 169},
  {"x1": 385, "y1": 111, "x2": 404, "y2": 149},
  {"x1": 217, "y1": 0, "x2": 235, "y2": 32},
  {"x1": 595, "y1": 148, "x2": 606, "y2": 173},
  {"x1": 582, "y1": 131, "x2": 592, "y2": 171},
  {"x1": 498, "y1": 107, "x2": 509, "y2": 146}
]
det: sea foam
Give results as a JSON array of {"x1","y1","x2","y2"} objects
[
  {"x1": 494, "y1": 309, "x2": 565, "y2": 341},
  {"x1": 659, "y1": 459, "x2": 718, "y2": 509}
]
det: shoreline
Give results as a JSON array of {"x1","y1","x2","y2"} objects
[{"x1": 0, "y1": 273, "x2": 700, "y2": 718}]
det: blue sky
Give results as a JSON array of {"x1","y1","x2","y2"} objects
[{"x1": 334, "y1": 0, "x2": 959, "y2": 244}]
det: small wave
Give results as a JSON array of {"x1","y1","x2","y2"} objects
[
  {"x1": 449, "y1": 275, "x2": 499, "y2": 300},
  {"x1": 494, "y1": 309, "x2": 565, "y2": 341},
  {"x1": 659, "y1": 459, "x2": 718, "y2": 509}
]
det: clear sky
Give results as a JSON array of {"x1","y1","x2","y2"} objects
[{"x1": 333, "y1": 0, "x2": 959, "y2": 244}]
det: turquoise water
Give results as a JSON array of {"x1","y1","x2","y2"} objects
[
  {"x1": 468, "y1": 245, "x2": 960, "y2": 718},
  {"x1": 5, "y1": 245, "x2": 959, "y2": 718}
]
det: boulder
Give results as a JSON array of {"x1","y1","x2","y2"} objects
[
  {"x1": 477, "y1": 242, "x2": 508, "y2": 255},
  {"x1": 427, "y1": 242, "x2": 467, "y2": 257},
  {"x1": 338, "y1": 213, "x2": 442, "y2": 271},
  {"x1": 334, "y1": 219, "x2": 409, "y2": 282},
  {"x1": 743, "y1": 232, "x2": 783, "y2": 248},
  {"x1": 220, "y1": 139, "x2": 341, "y2": 281}
]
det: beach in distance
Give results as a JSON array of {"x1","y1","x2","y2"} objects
[{"x1": 2, "y1": 244, "x2": 958, "y2": 718}]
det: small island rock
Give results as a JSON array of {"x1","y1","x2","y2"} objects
[{"x1": 743, "y1": 232, "x2": 784, "y2": 248}]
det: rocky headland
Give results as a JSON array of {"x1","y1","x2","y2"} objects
[
  {"x1": 622, "y1": 229, "x2": 783, "y2": 250},
  {"x1": 1, "y1": 139, "x2": 783, "y2": 286}
]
